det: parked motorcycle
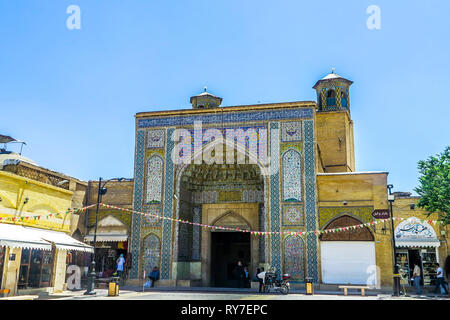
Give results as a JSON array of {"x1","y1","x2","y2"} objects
[{"x1": 263, "y1": 269, "x2": 290, "y2": 295}]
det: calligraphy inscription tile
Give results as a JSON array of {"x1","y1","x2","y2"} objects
[
  {"x1": 281, "y1": 121, "x2": 302, "y2": 142},
  {"x1": 147, "y1": 129, "x2": 165, "y2": 149}
]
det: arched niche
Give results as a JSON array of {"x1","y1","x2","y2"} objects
[
  {"x1": 142, "y1": 233, "x2": 161, "y2": 278},
  {"x1": 320, "y1": 215, "x2": 374, "y2": 241}
]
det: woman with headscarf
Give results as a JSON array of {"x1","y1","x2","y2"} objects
[{"x1": 116, "y1": 253, "x2": 125, "y2": 278}]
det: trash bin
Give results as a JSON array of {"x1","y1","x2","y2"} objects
[
  {"x1": 108, "y1": 277, "x2": 120, "y2": 296},
  {"x1": 305, "y1": 277, "x2": 314, "y2": 295}
]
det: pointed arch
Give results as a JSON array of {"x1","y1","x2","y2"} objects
[
  {"x1": 320, "y1": 215, "x2": 374, "y2": 241},
  {"x1": 283, "y1": 235, "x2": 305, "y2": 281},
  {"x1": 142, "y1": 233, "x2": 161, "y2": 277},
  {"x1": 211, "y1": 210, "x2": 252, "y2": 230},
  {"x1": 173, "y1": 134, "x2": 269, "y2": 263}
]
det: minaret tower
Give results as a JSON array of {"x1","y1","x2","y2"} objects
[
  {"x1": 190, "y1": 87, "x2": 223, "y2": 109},
  {"x1": 313, "y1": 69, "x2": 355, "y2": 173}
]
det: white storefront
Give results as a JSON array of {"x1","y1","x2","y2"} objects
[{"x1": 394, "y1": 217, "x2": 440, "y2": 286}]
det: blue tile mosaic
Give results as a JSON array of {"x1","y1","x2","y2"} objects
[
  {"x1": 138, "y1": 108, "x2": 314, "y2": 128},
  {"x1": 130, "y1": 130, "x2": 145, "y2": 279},
  {"x1": 269, "y1": 122, "x2": 282, "y2": 276},
  {"x1": 161, "y1": 128, "x2": 175, "y2": 279},
  {"x1": 304, "y1": 120, "x2": 318, "y2": 282}
]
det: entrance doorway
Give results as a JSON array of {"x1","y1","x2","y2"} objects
[{"x1": 210, "y1": 232, "x2": 250, "y2": 287}]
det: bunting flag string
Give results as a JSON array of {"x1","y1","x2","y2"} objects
[
  {"x1": 0, "y1": 203, "x2": 98, "y2": 224},
  {"x1": 0, "y1": 202, "x2": 444, "y2": 236},
  {"x1": 96, "y1": 203, "x2": 446, "y2": 238}
]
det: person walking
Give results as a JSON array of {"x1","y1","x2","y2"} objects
[
  {"x1": 235, "y1": 261, "x2": 245, "y2": 288},
  {"x1": 434, "y1": 263, "x2": 448, "y2": 295},
  {"x1": 116, "y1": 254, "x2": 125, "y2": 278},
  {"x1": 412, "y1": 262, "x2": 422, "y2": 295},
  {"x1": 244, "y1": 267, "x2": 250, "y2": 288},
  {"x1": 445, "y1": 255, "x2": 450, "y2": 295},
  {"x1": 149, "y1": 266, "x2": 160, "y2": 287}
]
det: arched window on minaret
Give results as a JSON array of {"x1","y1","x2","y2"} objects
[
  {"x1": 326, "y1": 89, "x2": 336, "y2": 107},
  {"x1": 341, "y1": 91, "x2": 348, "y2": 108}
]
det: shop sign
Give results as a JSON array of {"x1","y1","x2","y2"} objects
[
  {"x1": 372, "y1": 209, "x2": 390, "y2": 219},
  {"x1": 394, "y1": 218, "x2": 437, "y2": 241}
]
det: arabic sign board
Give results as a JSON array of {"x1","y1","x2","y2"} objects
[
  {"x1": 372, "y1": 209, "x2": 390, "y2": 219},
  {"x1": 394, "y1": 218, "x2": 437, "y2": 241}
]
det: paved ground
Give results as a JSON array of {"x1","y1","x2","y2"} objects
[{"x1": 36, "y1": 286, "x2": 449, "y2": 300}]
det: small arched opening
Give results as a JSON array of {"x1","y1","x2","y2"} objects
[
  {"x1": 326, "y1": 89, "x2": 336, "y2": 107},
  {"x1": 340, "y1": 90, "x2": 348, "y2": 108}
]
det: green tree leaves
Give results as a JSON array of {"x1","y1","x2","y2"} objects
[{"x1": 414, "y1": 146, "x2": 450, "y2": 225}]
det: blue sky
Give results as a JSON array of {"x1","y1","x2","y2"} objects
[{"x1": 1, "y1": 0, "x2": 449, "y2": 194}]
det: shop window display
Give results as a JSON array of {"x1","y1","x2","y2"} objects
[
  {"x1": 396, "y1": 248, "x2": 438, "y2": 287},
  {"x1": 421, "y1": 250, "x2": 437, "y2": 286},
  {"x1": 18, "y1": 249, "x2": 54, "y2": 288}
]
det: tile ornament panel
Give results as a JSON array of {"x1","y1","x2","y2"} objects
[
  {"x1": 281, "y1": 121, "x2": 302, "y2": 142},
  {"x1": 283, "y1": 235, "x2": 305, "y2": 281},
  {"x1": 304, "y1": 120, "x2": 318, "y2": 282},
  {"x1": 282, "y1": 205, "x2": 304, "y2": 226},
  {"x1": 282, "y1": 149, "x2": 302, "y2": 202},
  {"x1": 142, "y1": 234, "x2": 161, "y2": 277},
  {"x1": 192, "y1": 206, "x2": 201, "y2": 261},
  {"x1": 146, "y1": 154, "x2": 163, "y2": 203},
  {"x1": 269, "y1": 122, "x2": 281, "y2": 276},
  {"x1": 147, "y1": 129, "x2": 165, "y2": 148},
  {"x1": 142, "y1": 205, "x2": 162, "y2": 227},
  {"x1": 130, "y1": 130, "x2": 145, "y2": 279},
  {"x1": 161, "y1": 128, "x2": 175, "y2": 279}
]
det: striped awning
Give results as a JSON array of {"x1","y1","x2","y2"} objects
[
  {"x1": 0, "y1": 223, "x2": 93, "y2": 252},
  {"x1": 395, "y1": 240, "x2": 441, "y2": 248}
]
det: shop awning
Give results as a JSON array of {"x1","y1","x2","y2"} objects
[
  {"x1": 84, "y1": 234, "x2": 128, "y2": 242},
  {"x1": 37, "y1": 228, "x2": 94, "y2": 253},
  {"x1": 394, "y1": 218, "x2": 440, "y2": 248},
  {"x1": 0, "y1": 223, "x2": 93, "y2": 253},
  {"x1": 395, "y1": 239, "x2": 441, "y2": 248}
]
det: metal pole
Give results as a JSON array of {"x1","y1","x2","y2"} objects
[
  {"x1": 84, "y1": 177, "x2": 102, "y2": 295},
  {"x1": 93, "y1": 177, "x2": 102, "y2": 262},
  {"x1": 388, "y1": 185, "x2": 400, "y2": 296}
]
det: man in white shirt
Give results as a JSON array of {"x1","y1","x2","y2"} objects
[
  {"x1": 412, "y1": 263, "x2": 422, "y2": 295},
  {"x1": 434, "y1": 263, "x2": 448, "y2": 294}
]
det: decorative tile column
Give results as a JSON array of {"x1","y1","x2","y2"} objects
[
  {"x1": 269, "y1": 122, "x2": 281, "y2": 275},
  {"x1": 130, "y1": 130, "x2": 145, "y2": 279},
  {"x1": 161, "y1": 128, "x2": 175, "y2": 279},
  {"x1": 304, "y1": 120, "x2": 319, "y2": 282}
]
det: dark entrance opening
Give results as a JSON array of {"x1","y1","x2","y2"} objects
[
  {"x1": 408, "y1": 249, "x2": 423, "y2": 286},
  {"x1": 211, "y1": 232, "x2": 251, "y2": 288}
]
